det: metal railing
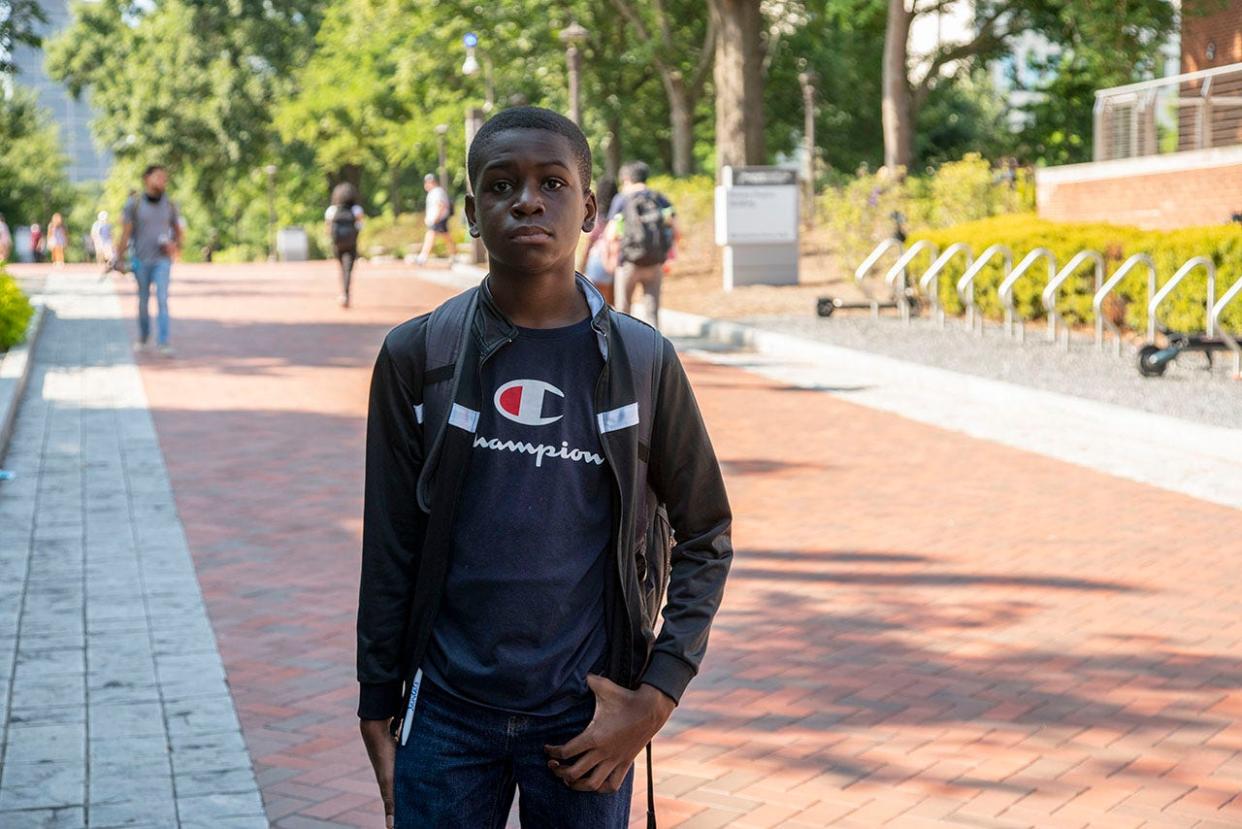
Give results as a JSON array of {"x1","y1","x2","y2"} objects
[
  {"x1": 1093, "y1": 254, "x2": 1157, "y2": 355},
  {"x1": 1210, "y1": 277, "x2": 1242, "y2": 377},
  {"x1": 884, "y1": 240, "x2": 938, "y2": 325},
  {"x1": 1148, "y1": 257, "x2": 1216, "y2": 340},
  {"x1": 1042, "y1": 250, "x2": 1104, "y2": 350},
  {"x1": 854, "y1": 238, "x2": 903, "y2": 318},
  {"x1": 957, "y1": 245, "x2": 1012, "y2": 335},
  {"x1": 999, "y1": 248, "x2": 1056, "y2": 342},
  {"x1": 1094, "y1": 61, "x2": 1242, "y2": 162},
  {"x1": 920, "y1": 243, "x2": 973, "y2": 329}
]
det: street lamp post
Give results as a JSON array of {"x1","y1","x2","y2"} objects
[
  {"x1": 461, "y1": 33, "x2": 488, "y2": 264},
  {"x1": 797, "y1": 70, "x2": 817, "y2": 229},
  {"x1": 560, "y1": 21, "x2": 588, "y2": 125},
  {"x1": 264, "y1": 163, "x2": 278, "y2": 261},
  {"x1": 435, "y1": 123, "x2": 449, "y2": 191}
]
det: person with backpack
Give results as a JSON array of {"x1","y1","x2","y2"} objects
[
  {"x1": 325, "y1": 182, "x2": 365, "y2": 308},
  {"x1": 415, "y1": 173, "x2": 454, "y2": 266},
  {"x1": 357, "y1": 106, "x2": 732, "y2": 829},
  {"x1": 605, "y1": 161, "x2": 676, "y2": 326},
  {"x1": 114, "y1": 165, "x2": 183, "y2": 356}
]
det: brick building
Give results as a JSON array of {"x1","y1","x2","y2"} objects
[{"x1": 1036, "y1": 0, "x2": 1242, "y2": 229}]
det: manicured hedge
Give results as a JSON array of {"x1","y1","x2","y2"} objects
[
  {"x1": 0, "y1": 269, "x2": 35, "y2": 351},
  {"x1": 908, "y1": 215, "x2": 1242, "y2": 334}
]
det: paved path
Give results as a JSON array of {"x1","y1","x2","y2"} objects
[
  {"x1": 0, "y1": 272, "x2": 265, "y2": 828},
  {"x1": 96, "y1": 261, "x2": 1242, "y2": 827}
]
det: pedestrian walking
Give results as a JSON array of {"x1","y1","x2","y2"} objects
[
  {"x1": 357, "y1": 106, "x2": 732, "y2": 829},
  {"x1": 29, "y1": 223, "x2": 43, "y2": 263},
  {"x1": 325, "y1": 182, "x2": 364, "y2": 308},
  {"x1": 91, "y1": 211, "x2": 114, "y2": 264},
  {"x1": 114, "y1": 164, "x2": 183, "y2": 357},
  {"x1": 414, "y1": 173, "x2": 452, "y2": 265},
  {"x1": 47, "y1": 213, "x2": 67, "y2": 267},
  {"x1": 0, "y1": 214, "x2": 11, "y2": 262},
  {"x1": 605, "y1": 161, "x2": 676, "y2": 327},
  {"x1": 578, "y1": 174, "x2": 616, "y2": 305}
]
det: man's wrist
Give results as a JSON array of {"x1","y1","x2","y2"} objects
[{"x1": 637, "y1": 682, "x2": 677, "y2": 727}]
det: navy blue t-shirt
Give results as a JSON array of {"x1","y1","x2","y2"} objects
[{"x1": 424, "y1": 316, "x2": 611, "y2": 715}]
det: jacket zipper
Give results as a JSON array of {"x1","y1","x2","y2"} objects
[{"x1": 594, "y1": 361, "x2": 635, "y2": 686}]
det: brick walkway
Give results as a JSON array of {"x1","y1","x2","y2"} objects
[{"x1": 121, "y1": 261, "x2": 1242, "y2": 828}]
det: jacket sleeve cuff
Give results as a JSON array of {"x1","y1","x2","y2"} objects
[
  {"x1": 639, "y1": 652, "x2": 696, "y2": 705},
  {"x1": 358, "y1": 681, "x2": 404, "y2": 720}
]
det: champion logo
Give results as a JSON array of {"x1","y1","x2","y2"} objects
[{"x1": 494, "y1": 379, "x2": 564, "y2": 427}]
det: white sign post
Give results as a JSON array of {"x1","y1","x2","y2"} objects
[{"x1": 715, "y1": 166, "x2": 799, "y2": 290}]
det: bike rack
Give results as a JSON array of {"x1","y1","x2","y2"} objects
[
  {"x1": 883, "y1": 240, "x2": 939, "y2": 324},
  {"x1": 854, "y1": 238, "x2": 903, "y2": 318},
  {"x1": 998, "y1": 248, "x2": 1056, "y2": 342},
  {"x1": 1210, "y1": 275, "x2": 1242, "y2": 377},
  {"x1": 1147, "y1": 256, "x2": 1216, "y2": 340},
  {"x1": 1042, "y1": 250, "x2": 1104, "y2": 350},
  {"x1": 1093, "y1": 253, "x2": 1156, "y2": 355},
  {"x1": 956, "y1": 244, "x2": 1012, "y2": 335},
  {"x1": 920, "y1": 243, "x2": 973, "y2": 330}
]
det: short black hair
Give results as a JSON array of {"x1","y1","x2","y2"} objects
[
  {"x1": 143, "y1": 164, "x2": 166, "y2": 179},
  {"x1": 467, "y1": 106, "x2": 591, "y2": 192},
  {"x1": 620, "y1": 161, "x2": 649, "y2": 184}
]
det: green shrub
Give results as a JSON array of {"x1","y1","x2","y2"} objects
[
  {"x1": 0, "y1": 269, "x2": 35, "y2": 350},
  {"x1": 818, "y1": 154, "x2": 1036, "y2": 269},
  {"x1": 908, "y1": 216, "x2": 1242, "y2": 333}
]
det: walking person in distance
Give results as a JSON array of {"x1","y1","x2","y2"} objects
[
  {"x1": 114, "y1": 164, "x2": 183, "y2": 357},
  {"x1": 325, "y1": 182, "x2": 365, "y2": 308}
]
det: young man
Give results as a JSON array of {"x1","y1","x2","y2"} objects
[
  {"x1": 114, "y1": 165, "x2": 183, "y2": 356},
  {"x1": 415, "y1": 173, "x2": 453, "y2": 265},
  {"x1": 605, "y1": 161, "x2": 676, "y2": 326},
  {"x1": 357, "y1": 107, "x2": 732, "y2": 829}
]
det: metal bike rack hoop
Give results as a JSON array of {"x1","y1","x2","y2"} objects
[
  {"x1": 956, "y1": 244, "x2": 1012, "y2": 335},
  {"x1": 1210, "y1": 275, "x2": 1242, "y2": 377},
  {"x1": 1147, "y1": 256, "x2": 1216, "y2": 340},
  {"x1": 998, "y1": 248, "x2": 1057, "y2": 342},
  {"x1": 1093, "y1": 253, "x2": 1156, "y2": 355},
  {"x1": 883, "y1": 240, "x2": 939, "y2": 324},
  {"x1": 1042, "y1": 250, "x2": 1104, "y2": 349},
  {"x1": 920, "y1": 243, "x2": 973, "y2": 330},
  {"x1": 854, "y1": 238, "x2": 903, "y2": 318}
]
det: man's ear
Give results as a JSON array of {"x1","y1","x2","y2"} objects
[
  {"x1": 464, "y1": 194, "x2": 480, "y2": 238},
  {"x1": 581, "y1": 188, "x2": 598, "y2": 234}
]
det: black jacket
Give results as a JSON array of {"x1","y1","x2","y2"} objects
[{"x1": 357, "y1": 278, "x2": 733, "y2": 719}]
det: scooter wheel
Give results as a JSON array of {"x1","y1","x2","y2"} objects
[
  {"x1": 1138, "y1": 344, "x2": 1169, "y2": 377},
  {"x1": 816, "y1": 298, "x2": 836, "y2": 318}
]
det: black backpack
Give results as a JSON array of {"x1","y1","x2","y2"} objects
[
  {"x1": 620, "y1": 190, "x2": 673, "y2": 267},
  {"x1": 331, "y1": 205, "x2": 359, "y2": 248}
]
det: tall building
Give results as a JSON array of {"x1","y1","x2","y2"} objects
[{"x1": 9, "y1": 0, "x2": 111, "y2": 183}]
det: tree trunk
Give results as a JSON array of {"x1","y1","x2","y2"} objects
[
  {"x1": 882, "y1": 0, "x2": 914, "y2": 171},
  {"x1": 665, "y1": 73, "x2": 694, "y2": 177},
  {"x1": 605, "y1": 113, "x2": 622, "y2": 180},
  {"x1": 710, "y1": 0, "x2": 766, "y2": 179},
  {"x1": 390, "y1": 166, "x2": 401, "y2": 217}
]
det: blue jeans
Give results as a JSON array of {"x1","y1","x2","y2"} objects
[
  {"x1": 394, "y1": 680, "x2": 633, "y2": 828},
  {"x1": 133, "y1": 257, "x2": 171, "y2": 345}
]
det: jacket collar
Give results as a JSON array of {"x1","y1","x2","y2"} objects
[{"x1": 476, "y1": 273, "x2": 611, "y2": 361}]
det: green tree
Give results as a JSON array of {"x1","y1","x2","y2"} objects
[
  {"x1": 0, "y1": 0, "x2": 45, "y2": 75},
  {"x1": 46, "y1": 0, "x2": 323, "y2": 255},
  {"x1": 0, "y1": 88, "x2": 72, "y2": 228}
]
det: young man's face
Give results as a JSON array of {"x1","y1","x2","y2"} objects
[
  {"x1": 466, "y1": 129, "x2": 596, "y2": 275},
  {"x1": 145, "y1": 169, "x2": 168, "y2": 196}
]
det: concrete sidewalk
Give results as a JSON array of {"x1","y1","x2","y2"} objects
[{"x1": 0, "y1": 272, "x2": 265, "y2": 828}]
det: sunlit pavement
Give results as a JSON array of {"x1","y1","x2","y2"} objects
[{"x1": 54, "y1": 260, "x2": 1242, "y2": 827}]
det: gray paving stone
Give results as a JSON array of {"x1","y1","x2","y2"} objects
[
  {"x1": 2, "y1": 722, "x2": 85, "y2": 765},
  {"x1": 0, "y1": 762, "x2": 85, "y2": 810},
  {"x1": 0, "y1": 275, "x2": 265, "y2": 823},
  {"x1": 0, "y1": 805, "x2": 86, "y2": 828}
]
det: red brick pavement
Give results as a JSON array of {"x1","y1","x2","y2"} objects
[{"x1": 123, "y1": 261, "x2": 1242, "y2": 828}]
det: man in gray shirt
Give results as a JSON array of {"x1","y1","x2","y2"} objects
[{"x1": 115, "y1": 165, "x2": 183, "y2": 356}]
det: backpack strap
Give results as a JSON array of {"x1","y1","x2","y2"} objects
[
  {"x1": 415, "y1": 287, "x2": 479, "y2": 512},
  {"x1": 609, "y1": 309, "x2": 664, "y2": 829}
]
